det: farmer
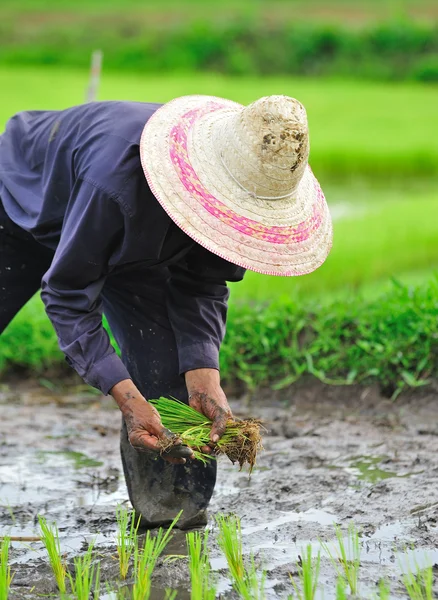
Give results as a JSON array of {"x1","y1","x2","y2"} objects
[{"x1": 0, "y1": 95, "x2": 332, "y2": 527}]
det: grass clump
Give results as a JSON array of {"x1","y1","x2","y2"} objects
[
  {"x1": 321, "y1": 523, "x2": 361, "y2": 595},
  {"x1": 149, "y1": 397, "x2": 263, "y2": 471},
  {"x1": 289, "y1": 545, "x2": 321, "y2": 600},
  {"x1": 216, "y1": 514, "x2": 266, "y2": 600},
  {"x1": 0, "y1": 537, "x2": 13, "y2": 600},
  {"x1": 186, "y1": 530, "x2": 217, "y2": 600},
  {"x1": 115, "y1": 505, "x2": 140, "y2": 580},
  {"x1": 68, "y1": 540, "x2": 100, "y2": 600},
  {"x1": 38, "y1": 515, "x2": 67, "y2": 595}
]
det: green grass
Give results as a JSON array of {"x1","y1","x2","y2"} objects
[
  {"x1": 1, "y1": 277, "x2": 437, "y2": 397},
  {"x1": 1, "y1": 68, "x2": 437, "y2": 181},
  {"x1": 1, "y1": 0, "x2": 435, "y2": 20},
  {"x1": 232, "y1": 187, "x2": 438, "y2": 302}
]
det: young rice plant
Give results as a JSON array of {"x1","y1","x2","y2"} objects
[
  {"x1": 321, "y1": 523, "x2": 361, "y2": 595},
  {"x1": 401, "y1": 554, "x2": 434, "y2": 600},
  {"x1": 131, "y1": 511, "x2": 181, "y2": 600},
  {"x1": 116, "y1": 505, "x2": 141, "y2": 580},
  {"x1": 186, "y1": 529, "x2": 217, "y2": 600},
  {"x1": 0, "y1": 537, "x2": 13, "y2": 600},
  {"x1": 67, "y1": 539, "x2": 101, "y2": 600},
  {"x1": 38, "y1": 515, "x2": 67, "y2": 595},
  {"x1": 216, "y1": 514, "x2": 266, "y2": 600},
  {"x1": 289, "y1": 544, "x2": 321, "y2": 600}
]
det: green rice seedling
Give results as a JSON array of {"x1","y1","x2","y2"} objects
[
  {"x1": 149, "y1": 397, "x2": 263, "y2": 471},
  {"x1": 68, "y1": 539, "x2": 101, "y2": 600},
  {"x1": 104, "y1": 582, "x2": 127, "y2": 599},
  {"x1": 116, "y1": 505, "x2": 140, "y2": 580},
  {"x1": 164, "y1": 591, "x2": 177, "y2": 600},
  {"x1": 374, "y1": 578, "x2": 391, "y2": 600},
  {"x1": 0, "y1": 536, "x2": 13, "y2": 600},
  {"x1": 186, "y1": 529, "x2": 217, "y2": 600},
  {"x1": 401, "y1": 555, "x2": 433, "y2": 600},
  {"x1": 289, "y1": 545, "x2": 321, "y2": 600},
  {"x1": 320, "y1": 523, "x2": 360, "y2": 595},
  {"x1": 131, "y1": 512, "x2": 181, "y2": 600},
  {"x1": 335, "y1": 577, "x2": 348, "y2": 600},
  {"x1": 216, "y1": 514, "x2": 266, "y2": 600},
  {"x1": 38, "y1": 515, "x2": 67, "y2": 595}
]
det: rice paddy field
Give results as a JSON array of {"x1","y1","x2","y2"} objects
[
  {"x1": 1, "y1": 385, "x2": 437, "y2": 598},
  {"x1": 0, "y1": 58, "x2": 437, "y2": 598}
]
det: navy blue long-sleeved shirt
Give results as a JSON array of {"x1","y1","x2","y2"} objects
[{"x1": 0, "y1": 101, "x2": 245, "y2": 394}]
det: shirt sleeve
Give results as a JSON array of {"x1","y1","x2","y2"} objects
[
  {"x1": 166, "y1": 244, "x2": 246, "y2": 375},
  {"x1": 41, "y1": 178, "x2": 131, "y2": 394}
]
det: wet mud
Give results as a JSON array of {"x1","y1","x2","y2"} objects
[{"x1": 0, "y1": 381, "x2": 437, "y2": 598}]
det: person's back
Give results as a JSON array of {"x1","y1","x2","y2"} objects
[{"x1": 0, "y1": 101, "x2": 161, "y2": 247}]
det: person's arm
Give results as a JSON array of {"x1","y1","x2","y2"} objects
[
  {"x1": 166, "y1": 245, "x2": 246, "y2": 443},
  {"x1": 41, "y1": 179, "x2": 190, "y2": 462}
]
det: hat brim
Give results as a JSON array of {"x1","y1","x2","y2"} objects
[{"x1": 140, "y1": 95, "x2": 333, "y2": 276}]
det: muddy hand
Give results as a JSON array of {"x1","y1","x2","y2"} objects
[
  {"x1": 185, "y1": 368, "x2": 233, "y2": 449},
  {"x1": 110, "y1": 379, "x2": 194, "y2": 464}
]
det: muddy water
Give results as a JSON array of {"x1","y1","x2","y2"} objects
[{"x1": 0, "y1": 382, "x2": 437, "y2": 598}]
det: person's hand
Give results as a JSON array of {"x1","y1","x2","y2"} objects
[
  {"x1": 185, "y1": 368, "x2": 233, "y2": 447},
  {"x1": 111, "y1": 380, "x2": 194, "y2": 464}
]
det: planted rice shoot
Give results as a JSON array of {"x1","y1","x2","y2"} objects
[
  {"x1": 186, "y1": 530, "x2": 217, "y2": 600},
  {"x1": 289, "y1": 545, "x2": 321, "y2": 600},
  {"x1": 216, "y1": 514, "x2": 266, "y2": 600},
  {"x1": 321, "y1": 523, "x2": 360, "y2": 595},
  {"x1": 38, "y1": 515, "x2": 67, "y2": 595},
  {"x1": 149, "y1": 397, "x2": 263, "y2": 470},
  {"x1": 68, "y1": 539, "x2": 101, "y2": 600},
  {"x1": 132, "y1": 511, "x2": 181, "y2": 600},
  {"x1": 401, "y1": 555, "x2": 433, "y2": 600},
  {"x1": 374, "y1": 578, "x2": 391, "y2": 600},
  {"x1": 335, "y1": 577, "x2": 348, "y2": 600},
  {"x1": 0, "y1": 537, "x2": 13, "y2": 600},
  {"x1": 164, "y1": 591, "x2": 177, "y2": 600},
  {"x1": 116, "y1": 505, "x2": 140, "y2": 580}
]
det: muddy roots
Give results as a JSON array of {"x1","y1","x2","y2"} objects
[{"x1": 219, "y1": 419, "x2": 264, "y2": 472}]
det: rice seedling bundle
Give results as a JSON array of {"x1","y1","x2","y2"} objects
[{"x1": 149, "y1": 397, "x2": 263, "y2": 470}]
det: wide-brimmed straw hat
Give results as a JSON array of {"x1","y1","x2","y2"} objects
[{"x1": 140, "y1": 94, "x2": 332, "y2": 276}]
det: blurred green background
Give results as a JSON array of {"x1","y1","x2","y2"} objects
[{"x1": 0, "y1": 0, "x2": 437, "y2": 303}]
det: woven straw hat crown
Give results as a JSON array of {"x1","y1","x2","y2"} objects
[{"x1": 212, "y1": 95, "x2": 310, "y2": 201}]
